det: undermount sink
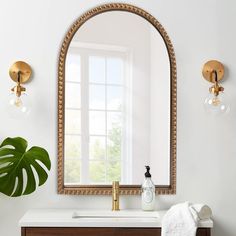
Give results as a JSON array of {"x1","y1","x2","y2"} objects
[
  {"x1": 18, "y1": 209, "x2": 213, "y2": 228},
  {"x1": 72, "y1": 210, "x2": 160, "y2": 219}
]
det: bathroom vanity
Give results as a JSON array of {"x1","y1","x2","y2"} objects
[{"x1": 19, "y1": 209, "x2": 213, "y2": 236}]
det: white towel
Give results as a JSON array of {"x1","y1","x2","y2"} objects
[
  {"x1": 161, "y1": 202, "x2": 198, "y2": 236},
  {"x1": 190, "y1": 204, "x2": 212, "y2": 220},
  {"x1": 162, "y1": 202, "x2": 212, "y2": 236}
]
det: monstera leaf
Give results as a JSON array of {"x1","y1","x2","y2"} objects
[{"x1": 0, "y1": 137, "x2": 51, "y2": 197}]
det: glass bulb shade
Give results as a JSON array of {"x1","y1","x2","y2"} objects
[
  {"x1": 204, "y1": 92, "x2": 230, "y2": 115},
  {"x1": 8, "y1": 92, "x2": 31, "y2": 117}
]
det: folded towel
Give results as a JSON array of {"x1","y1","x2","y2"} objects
[
  {"x1": 190, "y1": 204, "x2": 212, "y2": 220},
  {"x1": 162, "y1": 202, "x2": 198, "y2": 236},
  {"x1": 162, "y1": 202, "x2": 212, "y2": 236}
]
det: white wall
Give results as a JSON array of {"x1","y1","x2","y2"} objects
[{"x1": 0, "y1": 0, "x2": 236, "y2": 236}]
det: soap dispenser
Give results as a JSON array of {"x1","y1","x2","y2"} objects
[{"x1": 141, "y1": 166, "x2": 155, "y2": 211}]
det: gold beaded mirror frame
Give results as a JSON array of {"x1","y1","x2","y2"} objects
[{"x1": 58, "y1": 3, "x2": 177, "y2": 195}]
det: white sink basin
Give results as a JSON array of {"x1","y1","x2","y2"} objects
[
  {"x1": 19, "y1": 209, "x2": 213, "y2": 228},
  {"x1": 72, "y1": 210, "x2": 159, "y2": 219}
]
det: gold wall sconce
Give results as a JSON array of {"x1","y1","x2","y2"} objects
[
  {"x1": 9, "y1": 61, "x2": 32, "y2": 115},
  {"x1": 202, "y1": 60, "x2": 230, "y2": 115}
]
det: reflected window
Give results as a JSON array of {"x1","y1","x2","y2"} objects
[{"x1": 64, "y1": 45, "x2": 131, "y2": 185}]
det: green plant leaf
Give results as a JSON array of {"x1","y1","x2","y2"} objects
[{"x1": 0, "y1": 137, "x2": 51, "y2": 197}]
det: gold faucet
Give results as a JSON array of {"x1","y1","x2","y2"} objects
[{"x1": 112, "y1": 181, "x2": 120, "y2": 211}]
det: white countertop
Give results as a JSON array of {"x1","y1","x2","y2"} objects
[{"x1": 19, "y1": 209, "x2": 213, "y2": 228}]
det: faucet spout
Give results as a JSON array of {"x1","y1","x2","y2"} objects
[{"x1": 112, "y1": 181, "x2": 120, "y2": 211}]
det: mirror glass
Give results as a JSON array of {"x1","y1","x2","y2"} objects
[{"x1": 64, "y1": 11, "x2": 171, "y2": 186}]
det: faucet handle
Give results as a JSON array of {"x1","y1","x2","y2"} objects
[
  {"x1": 112, "y1": 181, "x2": 120, "y2": 211},
  {"x1": 112, "y1": 181, "x2": 119, "y2": 201},
  {"x1": 112, "y1": 181, "x2": 119, "y2": 189}
]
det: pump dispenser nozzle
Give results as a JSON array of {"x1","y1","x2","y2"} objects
[{"x1": 145, "y1": 166, "x2": 151, "y2": 178}]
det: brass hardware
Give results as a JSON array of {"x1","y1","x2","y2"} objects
[
  {"x1": 9, "y1": 61, "x2": 32, "y2": 83},
  {"x1": 202, "y1": 60, "x2": 224, "y2": 83},
  {"x1": 202, "y1": 60, "x2": 225, "y2": 96},
  {"x1": 112, "y1": 181, "x2": 120, "y2": 211},
  {"x1": 9, "y1": 61, "x2": 32, "y2": 97}
]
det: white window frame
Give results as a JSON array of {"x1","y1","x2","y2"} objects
[{"x1": 65, "y1": 42, "x2": 133, "y2": 184}]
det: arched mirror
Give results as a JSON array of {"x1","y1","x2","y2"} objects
[{"x1": 58, "y1": 3, "x2": 177, "y2": 195}]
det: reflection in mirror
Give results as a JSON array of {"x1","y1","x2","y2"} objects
[{"x1": 60, "y1": 6, "x2": 175, "y2": 194}]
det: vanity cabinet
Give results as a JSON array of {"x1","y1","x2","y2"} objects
[
  {"x1": 19, "y1": 210, "x2": 213, "y2": 236},
  {"x1": 21, "y1": 227, "x2": 211, "y2": 236}
]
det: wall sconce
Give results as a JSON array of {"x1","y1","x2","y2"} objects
[
  {"x1": 9, "y1": 61, "x2": 32, "y2": 115},
  {"x1": 202, "y1": 60, "x2": 230, "y2": 115}
]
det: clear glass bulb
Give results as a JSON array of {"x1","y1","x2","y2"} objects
[
  {"x1": 8, "y1": 92, "x2": 31, "y2": 117},
  {"x1": 204, "y1": 92, "x2": 230, "y2": 115}
]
